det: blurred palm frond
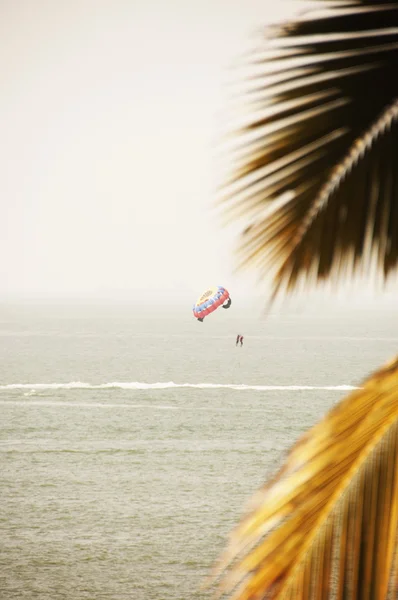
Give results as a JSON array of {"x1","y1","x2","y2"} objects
[
  {"x1": 222, "y1": 0, "x2": 398, "y2": 301},
  {"x1": 213, "y1": 356, "x2": 398, "y2": 600}
]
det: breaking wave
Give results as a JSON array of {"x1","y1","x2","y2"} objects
[{"x1": 0, "y1": 382, "x2": 360, "y2": 391}]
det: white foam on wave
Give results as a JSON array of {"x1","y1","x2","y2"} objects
[{"x1": 0, "y1": 382, "x2": 360, "y2": 391}]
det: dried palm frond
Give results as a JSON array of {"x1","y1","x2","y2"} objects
[{"x1": 213, "y1": 356, "x2": 398, "y2": 599}]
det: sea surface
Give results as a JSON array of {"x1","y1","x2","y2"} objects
[{"x1": 1, "y1": 302, "x2": 398, "y2": 600}]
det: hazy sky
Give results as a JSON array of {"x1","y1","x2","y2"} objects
[
  {"x1": 2, "y1": 0, "x2": 397, "y2": 311},
  {"x1": 2, "y1": 0, "x2": 314, "y2": 304}
]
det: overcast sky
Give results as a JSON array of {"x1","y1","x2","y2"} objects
[
  {"x1": 0, "y1": 0, "x2": 312, "y2": 304},
  {"x1": 2, "y1": 0, "x2": 397, "y2": 310}
]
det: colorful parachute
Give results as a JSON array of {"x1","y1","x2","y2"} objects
[{"x1": 193, "y1": 286, "x2": 231, "y2": 322}]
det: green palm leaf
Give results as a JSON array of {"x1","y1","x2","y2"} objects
[
  {"x1": 213, "y1": 357, "x2": 398, "y2": 599},
  {"x1": 222, "y1": 0, "x2": 398, "y2": 301}
]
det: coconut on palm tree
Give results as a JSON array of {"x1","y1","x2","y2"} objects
[{"x1": 212, "y1": 1, "x2": 398, "y2": 598}]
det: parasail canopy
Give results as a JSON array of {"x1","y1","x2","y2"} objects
[{"x1": 193, "y1": 285, "x2": 231, "y2": 322}]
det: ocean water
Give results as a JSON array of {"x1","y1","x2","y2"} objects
[{"x1": 1, "y1": 302, "x2": 398, "y2": 600}]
